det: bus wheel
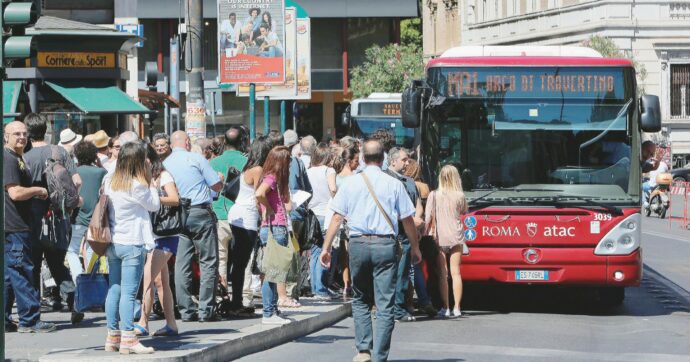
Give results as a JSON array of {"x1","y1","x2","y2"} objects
[{"x1": 598, "y1": 287, "x2": 624, "y2": 308}]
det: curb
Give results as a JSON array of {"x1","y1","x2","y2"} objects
[
  {"x1": 189, "y1": 302, "x2": 352, "y2": 362},
  {"x1": 39, "y1": 302, "x2": 351, "y2": 362},
  {"x1": 643, "y1": 264, "x2": 690, "y2": 307}
]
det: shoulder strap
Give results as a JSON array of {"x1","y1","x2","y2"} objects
[{"x1": 360, "y1": 173, "x2": 395, "y2": 232}]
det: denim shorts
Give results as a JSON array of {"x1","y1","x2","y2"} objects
[{"x1": 155, "y1": 236, "x2": 179, "y2": 255}]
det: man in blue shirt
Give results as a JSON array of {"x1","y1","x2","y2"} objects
[
  {"x1": 164, "y1": 131, "x2": 223, "y2": 322},
  {"x1": 386, "y1": 147, "x2": 433, "y2": 322},
  {"x1": 320, "y1": 139, "x2": 421, "y2": 362}
]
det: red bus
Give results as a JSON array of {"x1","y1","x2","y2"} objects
[{"x1": 403, "y1": 46, "x2": 661, "y2": 306}]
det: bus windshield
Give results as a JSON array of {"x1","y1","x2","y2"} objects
[
  {"x1": 351, "y1": 117, "x2": 416, "y2": 149},
  {"x1": 423, "y1": 66, "x2": 640, "y2": 206}
]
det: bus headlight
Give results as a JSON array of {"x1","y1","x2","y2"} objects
[{"x1": 594, "y1": 214, "x2": 641, "y2": 255}]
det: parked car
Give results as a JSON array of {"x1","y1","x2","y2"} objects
[{"x1": 671, "y1": 166, "x2": 690, "y2": 184}]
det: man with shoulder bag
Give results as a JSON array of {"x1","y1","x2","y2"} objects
[
  {"x1": 23, "y1": 114, "x2": 83, "y2": 324},
  {"x1": 320, "y1": 139, "x2": 421, "y2": 362}
]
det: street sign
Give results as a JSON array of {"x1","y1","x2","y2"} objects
[
  {"x1": 115, "y1": 24, "x2": 144, "y2": 47},
  {"x1": 204, "y1": 90, "x2": 223, "y2": 116},
  {"x1": 37, "y1": 52, "x2": 115, "y2": 68}
]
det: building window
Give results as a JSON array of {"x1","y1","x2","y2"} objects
[
  {"x1": 482, "y1": 0, "x2": 487, "y2": 21},
  {"x1": 671, "y1": 64, "x2": 690, "y2": 119}
]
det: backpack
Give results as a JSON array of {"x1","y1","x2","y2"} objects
[{"x1": 45, "y1": 146, "x2": 80, "y2": 215}]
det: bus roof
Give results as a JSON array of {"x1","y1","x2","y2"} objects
[
  {"x1": 428, "y1": 46, "x2": 633, "y2": 68},
  {"x1": 427, "y1": 56, "x2": 634, "y2": 68}
]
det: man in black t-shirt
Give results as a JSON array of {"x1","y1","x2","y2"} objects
[
  {"x1": 4, "y1": 121, "x2": 56, "y2": 333},
  {"x1": 22, "y1": 113, "x2": 82, "y2": 323}
]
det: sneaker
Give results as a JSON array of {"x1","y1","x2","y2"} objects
[
  {"x1": 5, "y1": 320, "x2": 18, "y2": 332},
  {"x1": 419, "y1": 303, "x2": 438, "y2": 317},
  {"x1": 71, "y1": 311, "x2": 85, "y2": 324},
  {"x1": 18, "y1": 321, "x2": 56, "y2": 333},
  {"x1": 437, "y1": 308, "x2": 450, "y2": 318},
  {"x1": 352, "y1": 352, "x2": 372, "y2": 362},
  {"x1": 452, "y1": 309, "x2": 463, "y2": 318},
  {"x1": 395, "y1": 314, "x2": 416, "y2": 322},
  {"x1": 314, "y1": 294, "x2": 334, "y2": 301},
  {"x1": 262, "y1": 314, "x2": 291, "y2": 325}
]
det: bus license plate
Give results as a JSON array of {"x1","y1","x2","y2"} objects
[{"x1": 516, "y1": 270, "x2": 548, "y2": 281}]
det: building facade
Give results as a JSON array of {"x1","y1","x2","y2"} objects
[
  {"x1": 114, "y1": 0, "x2": 418, "y2": 141},
  {"x1": 423, "y1": 0, "x2": 462, "y2": 60},
  {"x1": 424, "y1": 0, "x2": 690, "y2": 166}
]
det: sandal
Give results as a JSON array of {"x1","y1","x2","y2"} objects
[
  {"x1": 278, "y1": 298, "x2": 302, "y2": 308},
  {"x1": 153, "y1": 325, "x2": 178, "y2": 337},
  {"x1": 133, "y1": 323, "x2": 149, "y2": 336}
]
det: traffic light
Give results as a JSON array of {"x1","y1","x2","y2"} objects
[{"x1": 1, "y1": 0, "x2": 38, "y2": 62}]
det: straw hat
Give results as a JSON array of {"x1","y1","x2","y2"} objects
[
  {"x1": 91, "y1": 130, "x2": 110, "y2": 148},
  {"x1": 59, "y1": 128, "x2": 83, "y2": 146}
]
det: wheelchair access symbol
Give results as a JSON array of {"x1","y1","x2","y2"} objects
[{"x1": 464, "y1": 216, "x2": 477, "y2": 229}]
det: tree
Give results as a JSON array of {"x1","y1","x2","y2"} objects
[
  {"x1": 582, "y1": 35, "x2": 647, "y2": 94},
  {"x1": 349, "y1": 44, "x2": 424, "y2": 99},
  {"x1": 401, "y1": 0, "x2": 422, "y2": 48}
]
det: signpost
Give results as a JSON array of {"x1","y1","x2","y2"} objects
[{"x1": 2, "y1": 2, "x2": 39, "y2": 358}]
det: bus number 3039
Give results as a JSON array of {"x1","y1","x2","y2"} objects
[{"x1": 594, "y1": 213, "x2": 612, "y2": 221}]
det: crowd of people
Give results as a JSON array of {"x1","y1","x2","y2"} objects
[{"x1": 4, "y1": 114, "x2": 470, "y2": 361}]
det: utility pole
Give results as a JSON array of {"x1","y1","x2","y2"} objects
[{"x1": 184, "y1": 0, "x2": 206, "y2": 138}]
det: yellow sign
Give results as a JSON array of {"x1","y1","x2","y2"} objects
[{"x1": 38, "y1": 52, "x2": 115, "y2": 68}]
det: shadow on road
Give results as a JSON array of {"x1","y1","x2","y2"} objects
[
  {"x1": 296, "y1": 334, "x2": 354, "y2": 344},
  {"x1": 453, "y1": 283, "x2": 685, "y2": 317}
]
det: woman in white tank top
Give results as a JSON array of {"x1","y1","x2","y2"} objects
[{"x1": 226, "y1": 136, "x2": 272, "y2": 315}]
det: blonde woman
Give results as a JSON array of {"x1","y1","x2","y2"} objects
[
  {"x1": 424, "y1": 165, "x2": 468, "y2": 318},
  {"x1": 104, "y1": 142, "x2": 160, "y2": 354}
]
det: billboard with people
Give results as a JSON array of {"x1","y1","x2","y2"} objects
[
  {"x1": 217, "y1": 0, "x2": 286, "y2": 84},
  {"x1": 236, "y1": 7, "x2": 297, "y2": 98}
]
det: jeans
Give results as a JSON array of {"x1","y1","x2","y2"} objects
[
  {"x1": 106, "y1": 243, "x2": 145, "y2": 331},
  {"x1": 29, "y1": 201, "x2": 75, "y2": 307},
  {"x1": 229, "y1": 225, "x2": 258, "y2": 308},
  {"x1": 175, "y1": 207, "x2": 219, "y2": 319},
  {"x1": 259, "y1": 225, "x2": 288, "y2": 318},
  {"x1": 393, "y1": 238, "x2": 412, "y2": 319},
  {"x1": 5, "y1": 231, "x2": 41, "y2": 327},
  {"x1": 260, "y1": 46, "x2": 283, "y2": 58},
  {"x1": 66, "y1": 224, "x2": 94, "y2": 284},
  {"x1": 411, "y1": 263, "x2": 431, "y2": 306},
  {"x1": 349, "y1": 236, "x2": 398, "y2": 362},
  {"x1": 643, "y1": 181, "x2": 653, "y2": 207},
  {"x1": 309, "y1": 216, "x2": 330, "y2": 297}
]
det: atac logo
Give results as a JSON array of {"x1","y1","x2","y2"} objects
[{"x1": 526, "y1": 222, "x2": 538, "y2": 238}]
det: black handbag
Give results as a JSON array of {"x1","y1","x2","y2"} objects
[
  {"x1": 298, "y1": 209, "x2": 323, "y2": 250},
  {"x1": 221, "y1": 166, "x2": 242, "y2": 202},
  {"x1": 152, "y1": 198, "x2": 191, "y2": 236}
]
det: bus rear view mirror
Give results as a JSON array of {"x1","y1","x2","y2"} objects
[
  {"x1": 341, "y1": 108, "x2": 351, "y2": 127},
  {"x1": 402, "y1": 85, "x2": 422, "y2": 128},
  {"x1": 640, "y1": 95, "x2": 661, "y2": 133}
]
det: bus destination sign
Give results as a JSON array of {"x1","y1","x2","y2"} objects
[
  {"x1": 359, "y1": 102, "x2": 402, "y2": 117},
  {"x1": 445, "y1": 70, "x2": 620, "y2": 98}
]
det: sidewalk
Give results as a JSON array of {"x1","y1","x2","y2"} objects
[
  {"x1": 6, "y1": 298, "x2": 351, "y2": 362},
  {"x1": 641, "y1": 217, "x2": 690, "y2": 293}
]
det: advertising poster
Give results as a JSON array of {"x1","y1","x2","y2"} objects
[
  {"x1": 294, "y1": 18, "x2": 311, "y2": 100},
  {"x1": 217, "y1": 0, "x2": 286, "y2": 84},
  {"x1": 236, "y1": 7, "x2": 297, "y2": 98}
]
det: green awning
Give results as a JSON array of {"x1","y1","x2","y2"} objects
[
  {"x1": 46, "y1": 81, "x2": 152, "y2": 114},
  {"x1": 3, "y1": 81, "x2": 21, "y2": 124}
]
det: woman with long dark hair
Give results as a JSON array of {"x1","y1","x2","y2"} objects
[
  {"x1": 104, "y1": 142, "x2": 159, "y2": 354},
  {"x1": 255, "y1": 146, "x2": 293, "y2": 325},
  {"x1": 227, "y1": 136, "x2": 272, "y2": 316},
  {"x1": 134, "y1": 145, "x2": 180, "y2": 337}
]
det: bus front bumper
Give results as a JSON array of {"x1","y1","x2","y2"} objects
[{"x1": 460, "y1": 247, "x2": 641, "y2": 287}]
